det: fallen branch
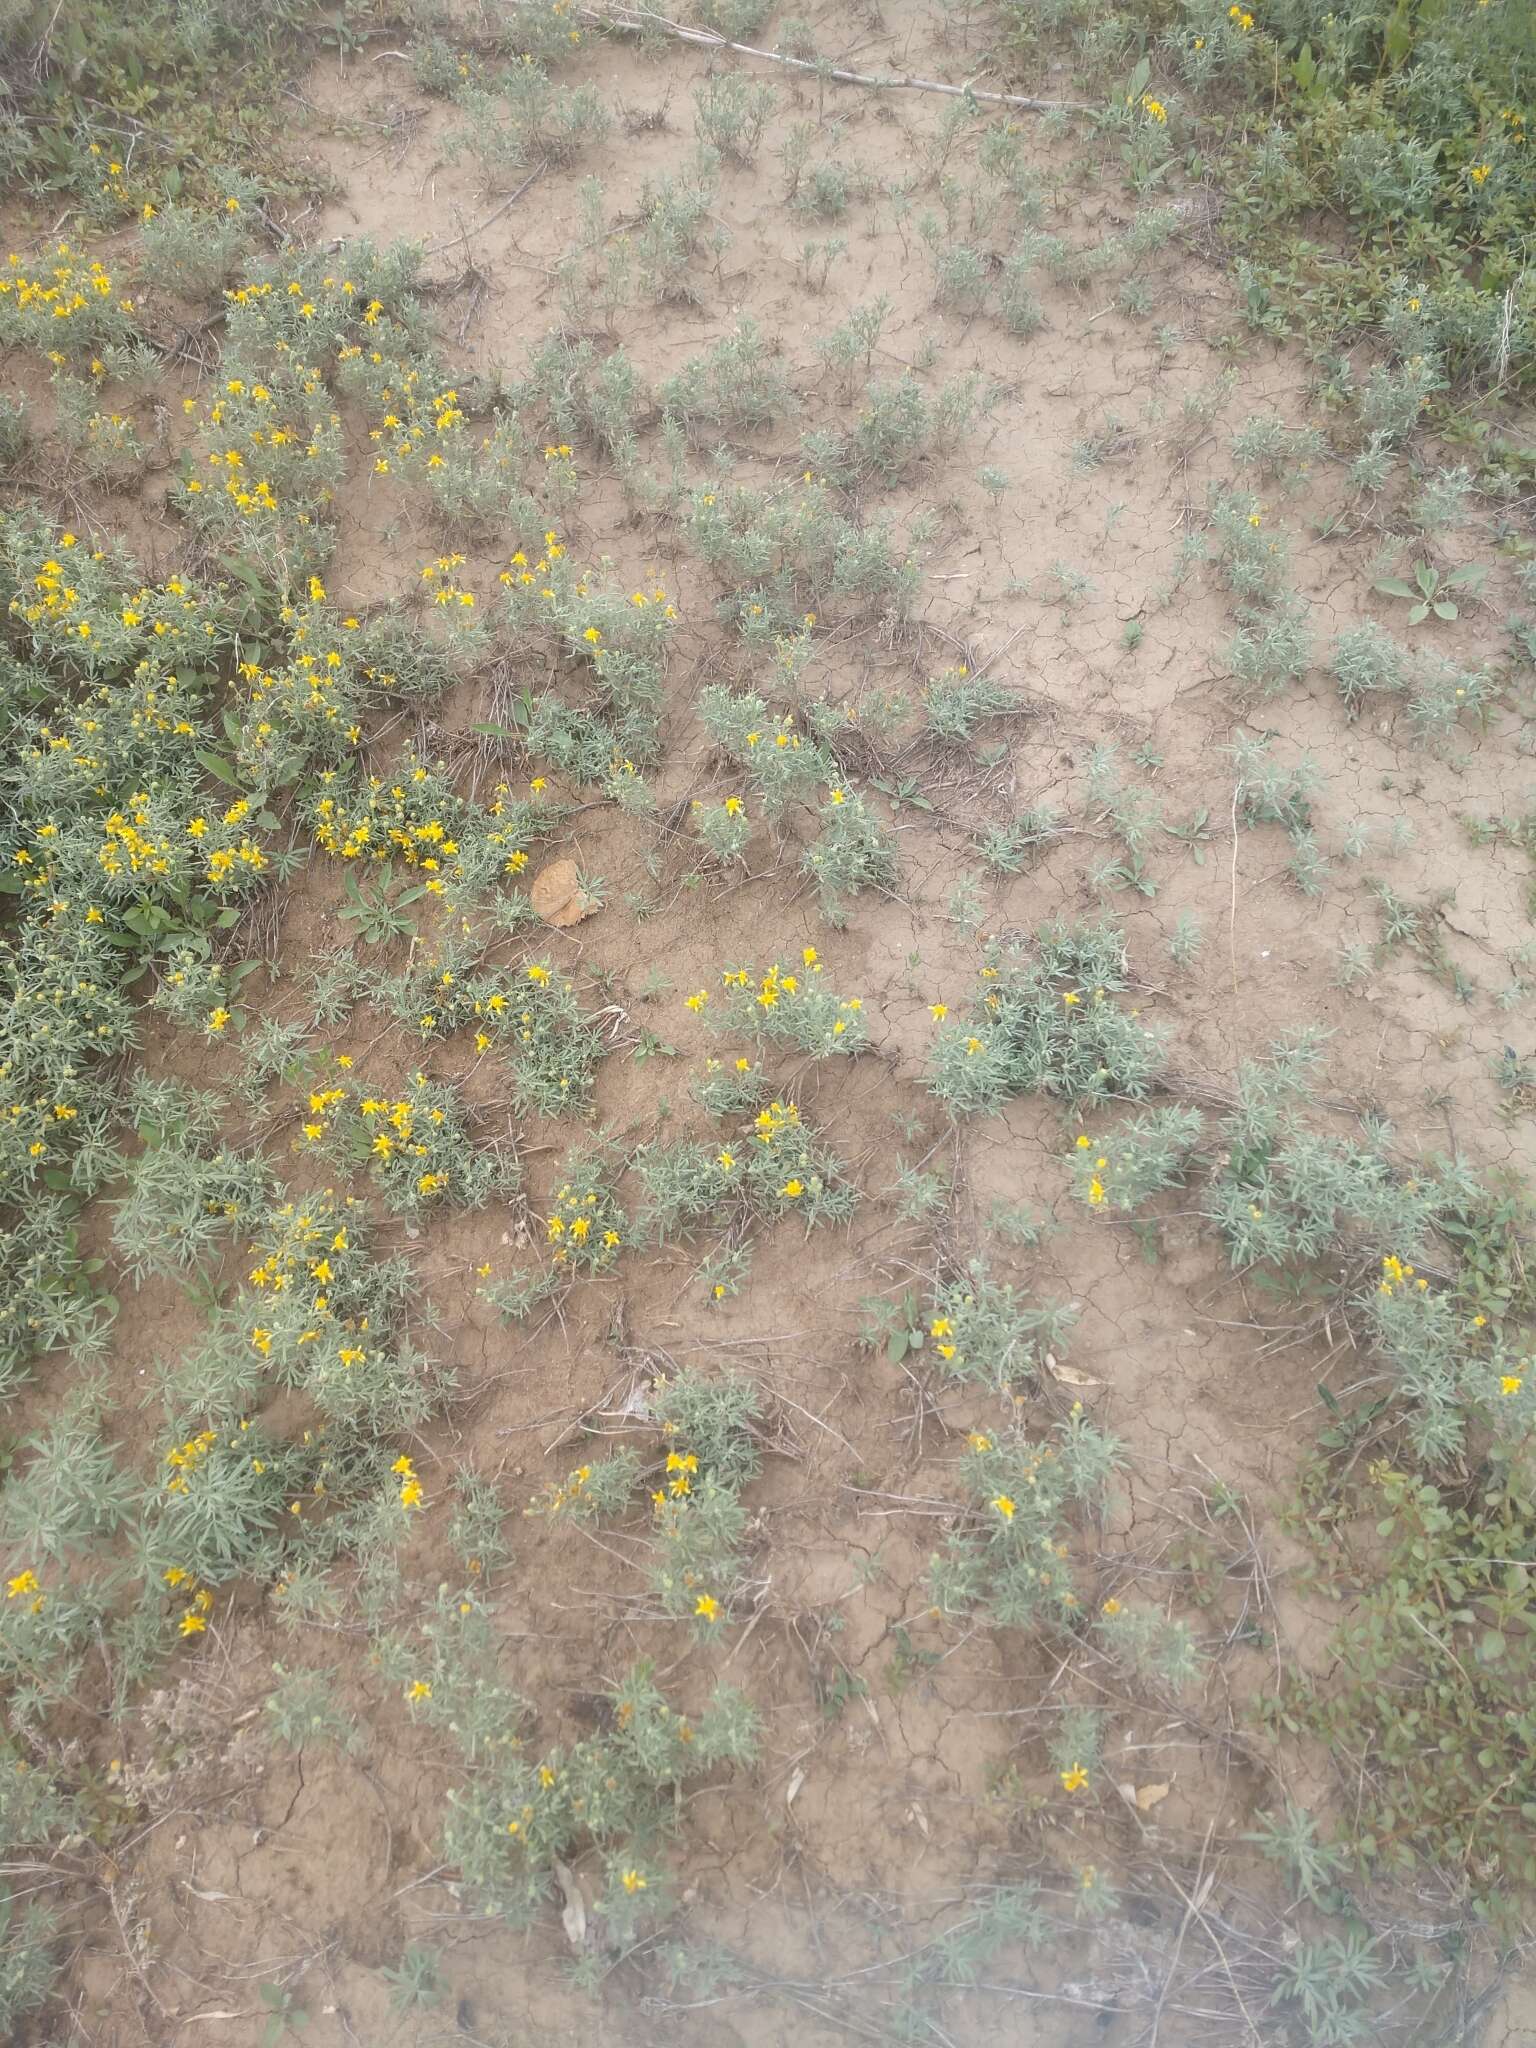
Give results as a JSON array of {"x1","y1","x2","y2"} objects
[
  {"x1": 583, "y1": 4, "x2": 1091, "y2": 113},
  {"x1": 420, "y1": 161, "x2": 548, "y2": 260}
]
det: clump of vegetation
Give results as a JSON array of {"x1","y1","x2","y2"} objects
[
  {"x1": 929, "y1": 922, "x2": 1164, "y2": 1116},
  {"x1": 1272, "y1": 1460, "x2": 1536, "y2": 1907},
  {"x1": 637, "y1": 1097, "x2": 858, "y2": 1243},
  {"x1": 442, "y1": 1656, "x2": 760, "y2": 1926},
  {"x1": 929, "y1": 1411, "x2": 1121, "y2": 1627}
]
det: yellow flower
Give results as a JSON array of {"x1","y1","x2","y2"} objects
[
  {"x1": 1060, "y1": 1764, "x2": 1090, "y2": 1793},
  {"x1": 1469, "y1": 163, "x2": 1491, "y2": 185},
  {"x1": 1501, "y1": 1375, "x2": 1522, "y2": 1396},
  {"x1": 179, "y1": 1610, "x2": 207, "y2": 1637},
  {"x1": 1087, "y1": 1178, "x2": 1106, "y2": 1207},
  {"x1": 621, "y1": 1868, "x2": 647, "y2": 1893},
  {"x1": 780, "y1": 1179, "x2": 804, "y2": 1199},
  {"x1": 992, "y1": 1495, "x2": 1016, "y2": 1521},
  {"x1": 930, "y1": 1001, "x2": 948, "y2": 1020},
  {"x1": 407, "y1": 1680, "x2": 432, "y2": 1701},
  {"x1": 6, "y1": 1570, "x2": 39, "y2": 1599},
  {"x1": 695, "y1": 1593, "x2": 721, "y2": 1622},
  {"x1": 1101, "y1": 1597, "x2": 1122, "y2": 1617},
  {"x1": 685, "y1": 989, "x2": 708, "y2": 1011},
  {"x1": 207, "y1": 1007, "x2": 230, "y2": 1032}
]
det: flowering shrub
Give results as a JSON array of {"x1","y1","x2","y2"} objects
[
  {"x1": 308, "y1": 1073, "x2": 509, "y2": 1217},
  {"x1": 928, "y1": 921, "x2": 1164, "y2": 1117},
  {"x1": 637, "y1": 1097, "x2": 858, "y2": 1240},
  {"x1": 929, "y1": 1411, "x2": 1122, "y2": 1628},
  {"x1": 701, "y1": 949, "x2": 869, "y2": 1056}
]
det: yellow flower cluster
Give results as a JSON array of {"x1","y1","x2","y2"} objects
[
  {"x1": 162, "y1": 1566, "x2": 216, "y2": 1637},
  {"x1": 314, "y1": 772, "x2": 460, "y2": 870},
  {"x1": 11, "y1": 545, "x2": 212, "y2": 682},
  {"x1": 393, "y1": 1453, "x2": 425, "y2": 1511},
  {"x1": 370, "y1": 384, "x2": 465, "y2": 473},
  {"x1": 244, "y1": 1191, "x2": 375, "y2": 1373},
  {"x1": 181, "y1": 369, "x2": 342, "y2": 522},
  {"x1": 6, "y1": 1568, "x2": 44, "y2": 1614},
  {"x1": 58, "y1": 791, "x2": 270, "y2": 897},
  {"x1": 754, "y1": 1099, "x2": 801, "y2": 1146},
  {"x1": 1075, "y1": 1133, "x2": 1110, "y2": 1208},
  {"x1": 743, "y1": 718, "x2": 803, "y2": 753},
  {"x1": 530, "y1": 1460, "x2": 595, "y2": 1515},
  {"x1": 1378, "y1": 1254, "x2": 1428, "y2": 1298},
  {"x1": 241, "y1": 658, "x2": 354, "y2": 748},
  {"x1": 420, "y1": 552, "x2": 477, "y2": 609},
  {"x1": 10, "y1": 537, "x2": 94, "y2": 637},
  {"x1": 0, "y1": 245, "x2": 132, "y2": 339},
  {"x1": 358, "y1": 1089, "x2": 441, "y2": 1178},
  {"x1": 312, "y1": 759, "x2": 526, "y2": 892},
  {"x1": 227, "y1": 272, "x2": 366, "y2": 314},
  {"x1": 163, "y1": 1428, "x2": 218, "y2": 1497},
  {"x1": 545, "y1": 1181, "x2": 623, "y2": 1264},
  {"x1": 498, "y1": 531, "x2": 565, "y2": 592},
  {"x1": 704, "y1": 949, "x2": 867, "y2": 1053}
]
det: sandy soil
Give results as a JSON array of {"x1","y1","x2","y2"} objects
[{"x1": 17, "y1": 4, "x2": 1536, "y2": 2045}]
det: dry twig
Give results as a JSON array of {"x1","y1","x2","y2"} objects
[{"x1": 583, "y1": 5, "x2": 1090, "y2": 113}]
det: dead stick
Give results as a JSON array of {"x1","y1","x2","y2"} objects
[
  {"x1": 583, "y1": 4, "x2": 1090, "y2": 112},
  {"x1": 420, "y1": 161, "x2": 548, "y2": 261}
]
